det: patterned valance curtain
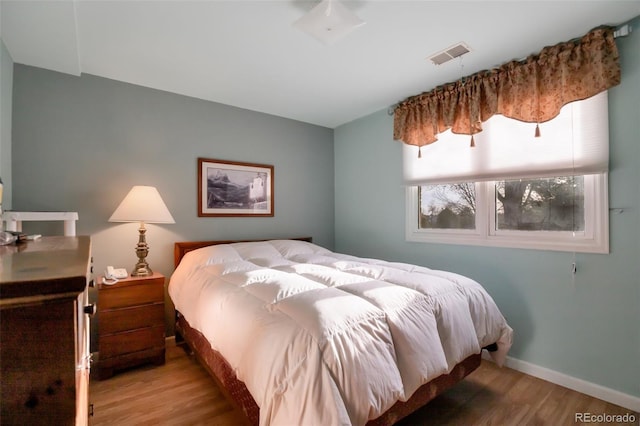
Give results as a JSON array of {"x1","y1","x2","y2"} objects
[{"x1": 393, "y1": 27, "x2": 621, "y2": 155}]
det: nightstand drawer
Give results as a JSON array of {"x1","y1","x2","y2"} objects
[
  {"x1": 99, "y1": 303, "x2": 164, "y2": 335},
  {"x1": 99, "y1": 280, "x2": 164, "y2": 310},
  {"x1": 99, "y1": 325, "x2": 165, "y2": 359}
]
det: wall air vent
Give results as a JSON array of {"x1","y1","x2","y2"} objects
[{"x1": 428, "y1": 42, "x2": 471, "y2": 65}]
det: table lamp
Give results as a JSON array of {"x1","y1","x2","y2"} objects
[{"x1": 109, "y1": 186, "x2": 175, "y2": 276}]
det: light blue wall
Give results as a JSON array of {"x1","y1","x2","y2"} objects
[
  {"x1": 0, "y1": 39, "x2": 12, "y2": 209},
  {"x1": 334, "y1": 23, "x2": 640, "y2": 398},
  {"x1": 11, "y1": 65, "x2": 334, "y2": 342}
]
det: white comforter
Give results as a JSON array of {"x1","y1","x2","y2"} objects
[{"x1": 169, "y1": 240, "x2": 512, "y2": 426}]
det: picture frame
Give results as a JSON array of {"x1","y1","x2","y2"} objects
[{"x1": 198, "y1": 158, "x2": 274, "y2": 217}]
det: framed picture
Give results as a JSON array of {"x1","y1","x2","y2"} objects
[{"x1": 198, "y1": 158, "x2": 274, "y2": 217}]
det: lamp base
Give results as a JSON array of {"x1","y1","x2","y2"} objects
[
  {"x1": 131, "y1": 223, "x2": 153, "y2": 277},
  {"x1": 131, "y1": 263, "x2": 153, "y2": 277}
]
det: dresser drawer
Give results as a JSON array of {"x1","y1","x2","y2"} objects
[
  {"x1": 99, "y1": 303, "x2": 164, "y2": 335},
  {"x1": 99, "y1": 280, "x2": 164, "y2": 310},
  {"x1": 99, "y1": 325, "x2": 165, "y2": 359}
]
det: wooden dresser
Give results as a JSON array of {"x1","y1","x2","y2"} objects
[
  {"x1": 96, "y1": 272, "x2": 165, "y2": 380},
  {"x1": 0, "y1": 236, "x2": 93, "y2": 426}
]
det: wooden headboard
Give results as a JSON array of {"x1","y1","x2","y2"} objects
[{"x1": 174, "y1": 237, "x2": 313, "y2": 268}]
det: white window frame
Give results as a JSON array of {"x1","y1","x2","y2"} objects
[{"x1": 405, "y1": 173, "x2": 609, "y2": 253}]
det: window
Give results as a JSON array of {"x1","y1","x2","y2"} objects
[
  {"x1": 494, "y1": 176, "x2": 584, "y2": 232},
  {"x1": 404, "y1": 93, "x2": 609, "y2": 253},
  {"x1": 418, "y1": 183, "x2": 476, "y2": 230}
]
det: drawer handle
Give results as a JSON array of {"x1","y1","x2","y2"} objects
[{"x1": 84, "y1": 304, "x2": 97, "y2": 316}]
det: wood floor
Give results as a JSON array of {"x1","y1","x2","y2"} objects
[{"x1": 90, "y1": 339, "x2": 638, "y2": 425}]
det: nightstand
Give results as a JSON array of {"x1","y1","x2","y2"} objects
[{"x1": 96, "y1": 272, "x2": 165, "y2": 380}]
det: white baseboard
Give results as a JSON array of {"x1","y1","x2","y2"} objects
[{"x1": 482, "y1": 352, "x2": 640, "y2": 412}]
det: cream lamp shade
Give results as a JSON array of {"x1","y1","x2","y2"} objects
[
  {"x1": 109, "y1": 186, "x2": 174, "y2": 277},
  {"x1": 109, "y1": 185, "x2": 175, "y2": 224}
]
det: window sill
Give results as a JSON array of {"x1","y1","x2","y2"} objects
[{"x1": 406, "y1": 228, "x2": 609, "y2": 254}]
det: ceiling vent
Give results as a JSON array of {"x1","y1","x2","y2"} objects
[{"x1": 428, "y1": 42, "x2": 472, "y2": 65}]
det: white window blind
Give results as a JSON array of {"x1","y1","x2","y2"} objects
[{"x1": 402, "y1": 91, "x2": 609, "y2": 185}]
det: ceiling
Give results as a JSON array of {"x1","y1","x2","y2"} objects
[{"x1": 1, "y1": 1, "x2": 639, "y2": 129}]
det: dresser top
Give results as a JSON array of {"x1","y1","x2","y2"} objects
[{"x1": 1, "y1": 236, "x2": 91, "y2": 300}]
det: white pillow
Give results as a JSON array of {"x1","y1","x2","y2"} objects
[
  {"x1": 232, "y1": 241, "x2": 283, "y2": 261},
  {"x1": 181, "y1": 244, "x2": 242, "y2": 269},
  {"x1": 269, "y1": 240, "x2": 331, "y2": 259}
]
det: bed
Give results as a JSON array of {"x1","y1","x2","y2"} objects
[{"x1": 169, "y1": 238, "x2": 513, "y2": 426}]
